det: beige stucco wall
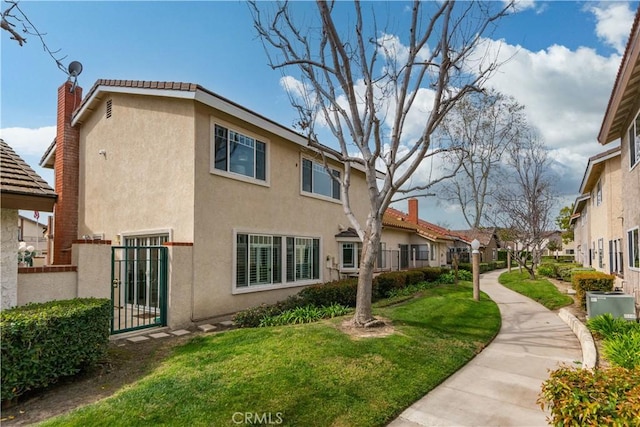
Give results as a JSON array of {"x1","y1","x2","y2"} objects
[
  {"x1": 381, "y1": 227, "x2": 447, "y2": 267},
  {"x1": 17, "y1": 271, "x2": 77, "y2": 305},
  {"x1": 574, "y1": 205, "x2": 591, "y2": 266},
  {"x1": 190, "y1": 103, "x2": 371, "y2": 319},
  {"x1": 165, "y1": 244, "x2": 193, "y2": 329},
  {"x1": 621, "y1": 115, "x2": 640, "y2": 304},
  {"x1": 588, "y1": 159, "x2": 623, "y2": 274},
  {"x1": 78, "y1": 93, "x2": 196, "y2": 244},
  {"x1": 1, "y1": 208, "x2": 19, "y2": 309},
  {"x1": 72, "y1": 242, "x2": 112, "y2": 299}
]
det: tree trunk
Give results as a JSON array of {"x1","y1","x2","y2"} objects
[{"x1": 353, "y1": 218, "x2": 381, "y2": 326}]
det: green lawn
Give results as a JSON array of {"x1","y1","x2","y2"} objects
[
  {"x1": 40, "y1": 283, "x2": 500, "y2": 427},
  {"x1": 498, "y1": 271, "x2": 574, "y2": 310}
]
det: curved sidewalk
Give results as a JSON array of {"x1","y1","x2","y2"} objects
[{"x1": 388, "y1": 269, "x2": 582, "y2": 427}]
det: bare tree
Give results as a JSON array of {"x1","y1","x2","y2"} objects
[
  {"x1": 491, "y1": 131, "x2": 556, "y2": 279},
  {"x1": 438, "y1": 89, "x2": 526, "y2": 228},
  {"x1": 2, "y1": 0, "x2": 69, "y2": 75},
  {"x1": 250, "y1": 0, "x2": 513, "y2": 326}
]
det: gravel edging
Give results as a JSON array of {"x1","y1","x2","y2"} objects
[{"x1": 558, "y1": 308, "x2": 597, "y2": 369}]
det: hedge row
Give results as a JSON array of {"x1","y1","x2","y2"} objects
[
  {"x1": 458, "y1": 260, "x2": 506, "y2": 273},
  {"x1": 572, "y1": 272, "x2": 615, "y2": 309},
  {"x1": 234, "y1": 263, "x2": 507, "y2": 328},
  {"x1": 1, "y1": 298, "x2": 111, "y2": 402},
  {"x1": 536, "y1": 262, "x2": 595, "y2": 282},
  {"x1": 539, "y1": 366, "x2": 640, "y2": 426}
]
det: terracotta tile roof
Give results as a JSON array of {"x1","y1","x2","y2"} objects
[
  {"x1": 452, "y1": 228, "x2": 496, "y2": 246},
  {"x1": 1, "y1": 139, "x2": 56, "y2": 199},
  {"x1": 383, "y1": 208, "x2": 458, "y2": 241}
]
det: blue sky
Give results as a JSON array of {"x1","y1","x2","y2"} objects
[{"x1": 1, "y1": 1, "x2": 638, "y2": 228}]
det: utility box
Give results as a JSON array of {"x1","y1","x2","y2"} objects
[{"x1": 586, "y1": 291, "x2": 637, "y2": 321}]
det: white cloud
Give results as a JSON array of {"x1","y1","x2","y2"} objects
[
  {"x1": 589, "y1": 2, "x2": 635, "y2": 54},
  {"x1": 0, "y1": 126, "x2": 55, "y2": 188},
  {"x1": 481, "y1": 39, "x2": 620, "y2": 157},
  {"x1": 0, "y1": 126, "x2": 56, "y2": 157}
]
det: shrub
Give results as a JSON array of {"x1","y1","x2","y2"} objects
[
  {"x1": 416, "y1": 267, "x2": 448, "y2": 282},
  {"x1": 386, "y1": 281, "x2": 441, "y2": 299},
  {"x1": 298, "y1": 278, "x2": 359, "y2": 308},
  {"x1": 572, "y1": 272, "x2": 615, "y2": 308},
  {"x1": 458, "y1": 263, "x2": 472, "y2": 272},
  {"x1": 374, "y1": 270, "x2": 424, "y2": 299},
  {"x1": 259, "y1": 304, "x2": 351, "y2": 327},
  {"x1": 537, "y1": 263, "x2": 556, "y2": 278},
  {"x1": 555, "y1": 264, "x2": 588, "y2": 282},
  {"x1": 602, "y1": 329, "x2": 640, "y2": 369},
  {"x1": 1, "y1": 298, "x2": 111, "y2": 402},
  {"x1": 233, "y1": 295, "x2": 303, "y2": 328},
  {"x1": 539, "y1": 366, "x2": 640, "y2": 426},
  {"x1": 435, "y1": 269, "x2": 473, "y2": 284},
  {"x1": 587, "y1": 313, "x2": 637, "y2": 340}
]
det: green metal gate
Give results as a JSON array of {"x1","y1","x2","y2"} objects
[{"x1": 111, "y1": 246, "x2": 168, "y2": 334}]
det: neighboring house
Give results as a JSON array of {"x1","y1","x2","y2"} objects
[
  {"x1": 597, "y1": 6, "x2": 640, "y2": 305},
  {"x1": 18, "y1": 214, "x2": 48, "y2": 263},
  {"x1": 571, "y1": 148, "x2": 623, "y2": 277},
  {"x1": 570, "y1": 194, "x2": 592, "y2": 267},
  {"x1": 383, "y1": 199, "x2": 462, "y2": 268},
  {"x1": 453, "y1": 227, "x2": 500, "y2": 263},
  {"x1": 540, "y1": 230, "x2": 564, "y2": 257},
  {"x1": 40, "y1": 79, "x2": 371, "y2": 330},
  {"x1": 1, "y1": 139, "x2": 56, "y2": 309}
]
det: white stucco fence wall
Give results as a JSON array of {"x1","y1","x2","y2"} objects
[{"x1": 1, "y1": 208, "x2": 19, "y2": 309}]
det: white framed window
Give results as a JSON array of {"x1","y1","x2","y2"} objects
[
  {"x1": 341, "y1": 242, "x2": 357, "y2": 269},
  {"x1": 627, "y1": 113, "x2": 640, "y2": 169},
  {"x1": 235, "y1": 232, "x2": 320, "y2": 291},
  {"x1": 213, "y1": 123, "x2": 267, "y2": 182},
  {"x1": 598, "y1": 238, "x2": 604, "y2": 269},
  {"x1": 410, "y1": 244, "x2": 429, "y2": 261},
  {"x1": 609, "y1": 238, "x2": 624, "y2": 276},
  {"x1": 301, "y1": 158, "x2": 341, "y2": 201},
  {"x1": 596, "y1": 180, "x2": 602, "y2": 206},
  {"x1": 628, "y1": 227, "x2": 639, "y2": 270}
]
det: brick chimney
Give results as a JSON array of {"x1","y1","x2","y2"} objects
[
  {"x1": 408, "y1": 198, "x2": 419, "y2": 224},
  {"x1": 52, "y1": 80, "x2": 82, "y2": 265}
]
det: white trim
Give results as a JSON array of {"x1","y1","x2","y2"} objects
[{"x1": 119, "y1": 228, "x2": 173, "y2": 243}]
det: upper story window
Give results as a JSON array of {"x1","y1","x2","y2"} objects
[
  {"x1": 627, "y1": 113, "x2": 640, "y2": 169},
  {"x1": 214, "y1": 124, "x2": 266, "y2": 181},
  {"x1": 596, "y1": 180, "x2": 602, "y2": 206},
  {"x1": 302, "y1": 158, "x2": 340, "y2": 200},
  {"x1": 628, "y1": 227, "x2": 639, "y2": 270}
]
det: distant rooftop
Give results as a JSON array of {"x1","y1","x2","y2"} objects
[{"x1": 1, "y1": 139, "x2": 56, "y2": 211}]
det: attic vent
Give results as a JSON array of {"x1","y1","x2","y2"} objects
[{"x1": 106, "y1": 99, "x2": 112, "y2": 119}]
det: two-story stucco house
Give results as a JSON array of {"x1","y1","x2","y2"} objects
[
  {"x1": 41, "y1": 79, "x2": 371, "y2": 332},
  {"x1": 597, "y1": 7, "x2": 640, "y2": 305},
  {"x1": 570, "y1": 148, "x2": 623, "y2": 278}
]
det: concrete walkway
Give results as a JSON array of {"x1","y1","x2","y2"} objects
[{"x1": 388, "y1": 269, "x2": 582, "y2": 427}]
